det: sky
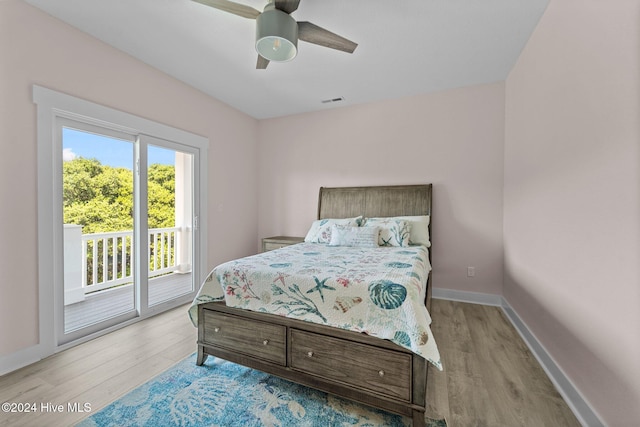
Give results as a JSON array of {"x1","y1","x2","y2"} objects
[{"x1": 62, "y1": 128, "x2": 175, "y2": 169}]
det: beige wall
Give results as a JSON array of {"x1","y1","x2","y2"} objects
[
  {"x1": 257, "y1": 82, "x2": 506, "y2": 296},
  {"x1": 0, "y1": 0, "x2": 259, "y2": 357},
  {"x1": 504, "y1": 0, "x2": 640, "y2": 424}
]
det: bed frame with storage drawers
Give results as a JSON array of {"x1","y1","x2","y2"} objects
[{"x1": 196, "y1": 184, "x2": 433, "y2": 427}]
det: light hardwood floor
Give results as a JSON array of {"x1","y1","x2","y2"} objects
[
  {"x1": 427, "y1": 300, "x2": 581, "y2": 427},
  {"x1": 0, "y1": 306, "x2": 197, "y2": 427},
  {"x1": 0, "y1": 299, "x2": 581, "y2": 427}
]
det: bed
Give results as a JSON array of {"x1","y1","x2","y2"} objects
[{"x1": 189, "y1": 184, "x2": 440, "y2": 427}]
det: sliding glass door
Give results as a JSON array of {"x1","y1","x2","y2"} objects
[{"x1": 58, "y1": 121, "x2": 198, "y2": 345}]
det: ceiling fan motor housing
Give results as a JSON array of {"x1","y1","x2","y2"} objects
[{"x1": 256, "y1": 6, "x2": 298, "y2": 62}]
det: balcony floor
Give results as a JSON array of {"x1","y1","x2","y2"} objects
[{"x1": 64, "y1": 272, "x2": 193, "y2": 333}]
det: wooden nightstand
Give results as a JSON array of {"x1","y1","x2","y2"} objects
[{"x1": 262, "y1": 236, "x2": 304, "y2": 252}]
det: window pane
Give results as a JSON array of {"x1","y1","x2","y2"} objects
[
  {"x1": 147, "y1": 144, "x2": 194, "y2": 307},
  {"x1": 62, "y1": 127, "x2": 135, "y2": 333}
]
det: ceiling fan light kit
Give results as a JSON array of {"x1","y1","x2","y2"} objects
[
  {"x1": 193, "y1": 0, "x2": 357, "y2": 69},
  {"x1": 256, "y1": 5, "x2": 298, "y2": 62}
]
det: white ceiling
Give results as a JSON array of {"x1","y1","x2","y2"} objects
[{"x1": 24, "y1": 0, "x2": 549, "y2": 119}]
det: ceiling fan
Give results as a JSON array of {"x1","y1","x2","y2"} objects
[{"x1": 193, "y1": 0, "x2": 358, "y2": 69}]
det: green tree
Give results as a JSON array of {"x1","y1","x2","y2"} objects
[
  {"x1": 62, "y1": 158, "x2": 102, "y2": 206},
  {"x1": 63, "y1": 158, "x2": 175, "y2": 233},
  {"x1": 147, "y1": 164, "x2": 175, "y2": 229}
]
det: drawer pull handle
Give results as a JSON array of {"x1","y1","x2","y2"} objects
[
  {"x1": 307, "y1": 351, "x2": 314, "y2": 358},
  {"x1": 263, "y1": 339, "x2": 269, "y2": 346},
  {"x1": 214, "y1": 327, "x2": 220, "y2": 333},
  {"x1": 378, "y1": 370, "x2": 385, "y2": 377}
]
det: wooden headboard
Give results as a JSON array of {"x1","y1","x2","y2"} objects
[
  {"x1": 317, "y1": 184, "x2": 433, "y2": 306},
  {"x1": 317, "y1": 184, "x2": 432, "y2": 220}
]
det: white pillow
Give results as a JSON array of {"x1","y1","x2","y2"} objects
[
  {"x1": 329, "y1": 225, "x2": 379, "y2": 247},
  {"x1": 304, "y1": 216, "x2": 363, "y2": 244},
  {"x1": 363, "y1": 218, "x2": 411, "y2": 247},
  {"x1": 393, "y1": 215, "x2": 430, "y2": 247}
]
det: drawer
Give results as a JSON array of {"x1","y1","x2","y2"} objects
[
  {"x1": 290, "y1": 329, "x2": 412, "y2": 401},
  {"x1": 203, "y1": 309, "x2": 286, "y2": 365},
  {"x1": 262, "y1": 236, "x2": 304, "y2": 252},
  {"x1": 263, "y1": 242, "x2": 290, "y2": 251}
]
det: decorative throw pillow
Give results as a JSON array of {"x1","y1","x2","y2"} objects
[
  {"x1": 329, "y1": 225, "x2": 379, "y2": 247},
  {"x1": 304, "y1": 216, "x2": 363, "y2": 244},
  {"x1": 363, "y1": 218, "x2": 411, "y2": 247},
  {"x1": 392, "y1": 215, "x2": 430, "y2": 247}
]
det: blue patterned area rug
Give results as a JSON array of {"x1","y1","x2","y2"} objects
[{"x1": 78, "y1": 354, "x2": 447, "y2": 427}]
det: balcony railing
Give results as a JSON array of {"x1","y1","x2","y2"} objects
[{"x1": 64, "y1": 225, "x2": 191, "y2": 305}]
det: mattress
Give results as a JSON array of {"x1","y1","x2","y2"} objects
[{"x1": 189, "y1": 242, "x2": 441, "y2": 370}]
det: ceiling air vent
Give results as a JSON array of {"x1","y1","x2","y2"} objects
[{"x1": 321, "y1": 97, "x2": 345, "y2": 104}]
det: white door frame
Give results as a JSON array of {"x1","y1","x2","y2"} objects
[{"x1": 33, "y1": 85, "x2": 208, "y2": 357}]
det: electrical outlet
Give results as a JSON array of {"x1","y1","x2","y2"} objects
[{"x1": 467, "y1": 267, "x2": 475, "y2": 277}]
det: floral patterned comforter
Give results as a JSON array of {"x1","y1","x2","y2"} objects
[{"x1": 188, "y1": 243, "x2": 442, "y2": 370}]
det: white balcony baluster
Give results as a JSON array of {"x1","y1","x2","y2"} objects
[{"x1": 63, "y1": 226, "x2": 189, "y2": 303}]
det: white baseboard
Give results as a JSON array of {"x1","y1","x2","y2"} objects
[
  {"x1": 432, "y1": 287, "x2": 503, "y2": 306},
  {"x1": 500, "y1": 299, "x2": 604, "y2": 427},
  {"x1": 432, "y1": 288, "x2": 604, "y2": 427},
  {"x1": 0, "y1": 344, "x2": 45, "y2": 376}
]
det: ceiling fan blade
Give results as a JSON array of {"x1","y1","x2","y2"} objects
[
  {"x1": 297, "y1": 21, "x2": 357, "y2": 54},
  {"x1": 256, "y1": 55, "x2": 270, "y2": 69},
  {"x1": 192, "y1": 0, "x2": 260, "y2": 19},
  {"x1": 275, "y1": 0, "x2": 301, "y2": 14}
]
